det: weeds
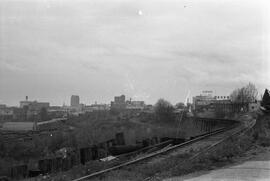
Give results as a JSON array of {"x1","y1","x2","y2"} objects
[{"x1": 170, "y1": 132, "x2": 254, "y2": 177}]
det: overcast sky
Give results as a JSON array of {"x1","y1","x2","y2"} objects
[{"x1": 0, "y1": 0, "x2": 269, "y2": 106}]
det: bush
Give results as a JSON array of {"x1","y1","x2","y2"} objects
[
  {"x1": 258, "y1": 137, "x2": 270, "y2": 147},
  {"x1": 170, "y1": 133, "x2": 254, "y2": 177}
]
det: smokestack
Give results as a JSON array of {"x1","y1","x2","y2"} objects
[{"x1": 26, "y1": 96, "x2": 28, "y2": 101}]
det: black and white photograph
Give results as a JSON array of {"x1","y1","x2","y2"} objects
[{"x1": 0, "y1": 0, "x2": 270, "y2": 180}]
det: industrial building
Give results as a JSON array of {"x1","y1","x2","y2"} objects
[
  {"x1": 192, "y1": 91, "x2": 230, "y2": 111},
  {"x1": 111, "y1": 95, "x2": 146, "y2": 111},
  {"x1": 19, "y1": 96, "x2": 50, "y2": 111},
  {"x1": 126, "y1": 101, "x2": 145, "y2": 110},
  {"x1": 83, "y1": 104, "x2": 110, "y2": 112},
  {"x1": 70, "y1": 95, "x2": 80, "y2": 107},
  {"x1": 111, "y1": 95, "x2": 127, "y2": 110}
]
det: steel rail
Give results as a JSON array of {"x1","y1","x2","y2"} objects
[
  {"x1": 188, "y1": 119, "x2": 256, "y2": 162},
  {"x1": 72, "y1": 125, "x2": 236, "y2": 181},
  {"x1": 143, "y1": 119, "x2": 256, "y2": 181}
]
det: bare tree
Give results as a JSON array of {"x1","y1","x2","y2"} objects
[
  {"x1": 175, "y1": 102, "x2": 185, "y2": 109},
  {"x1": 154, "y1": 99, "x2": 175, "y2": 123},
  {"x1": 230, "y1": 82, "x2": 258, "y2": 103}
]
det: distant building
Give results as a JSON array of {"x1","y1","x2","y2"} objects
[
  {"x1": 34, "y1": 101, "x2": 50, "y2": 110},
  {"x1": 20, "y1": 101, "x2": 49, "y2": 111},
  {"x1": 126, "y1": 101, "x2": 145, "y2": 110},
  {"x1": 91, "y1": 103, "x2": 109, "y2": 111},
  {"x1": 110, "y1": 95, "x2": 147, "y2": 112},
  {"x1": 115, "y1": 95, "x2": 125, "y2": 104},
  {"x1": 70, "y1": 95, "x2": 80, "y2": 107},
  {"x1": 111, "y1": 95, "x2": 127, "y2": 110},
  {"x1": 83, "y1": 103, "x2": 110, "y2": 112},
  {"x1": 214, "y1": 96, "x2": 230, "y2": 101},
  {"x1": 19, "y1": 97, "x2": 49, "y2": 111},
  {"x1": 192, "y1": 91, "x2": 230, "y2": 111},
  {"x1": 19, "y1": 96, "x2": 30, "y2": 107},
  {"x1": 210, "y1": 98, "x2": 259, "y2": 116},
  {"x1": 18, "y1": 97, "x2": 50, "y2": 120},
  {"x1": 0, "y1": 106, "x2": 13, "y2": 121},
  {"x1": 48, "y1": 106, "x2": 62, "y2": 111},
  {"x1": 66, "y1": 103, "x2": 84, "y2": 116},
  {"x1": 0, "y1": 107, "x2": 13, "y2": 116},
  {"x1": 83, "y1": 105, "x2": 94, "y2": 112},
  {"x1": 192, "y1": 91, "x2": 215, "y2": 111},
  {"x1": 12, "y1": 107, "x2": 26, "y2": 120},
  {"x1": 47, "y1": 106, "x2": 67, "y2": 118},
  {"x1": 202, "y1": 90, "x2": 213, "y2": 97}
]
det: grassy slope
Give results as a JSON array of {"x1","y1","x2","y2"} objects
[{"x1": 89, "y1": 112, "x2": 270, "y2": 181}]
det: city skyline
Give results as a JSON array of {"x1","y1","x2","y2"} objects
[
  {"x1": 1, "y1": 0, "x2": 269, "y2": 106},
  {"x1": 0, "y1": 88, "x2": 261, "y2": 108}
]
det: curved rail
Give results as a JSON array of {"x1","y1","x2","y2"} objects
[
  {"x1": 72, "y1": 116, "x2": 256, "y2": 181},
  {"x1": 143, "y1": 117, "x2": 257, "y2": 181},
  {"x1": 72, "y1": 126, "x2": 236, "y2": 181},
  {"x1": 188, "y1": 118, "x2": 256, "y2": 162}
]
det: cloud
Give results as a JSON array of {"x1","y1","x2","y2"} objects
[
  {"x1": 0, "y1": 61, "x2": 26, "y2": 72},
  {"x1": 0, "y1": 0, "x2": 268, "y2": 105}
]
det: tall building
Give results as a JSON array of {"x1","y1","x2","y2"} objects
[
  {"x1": 114, "y1": 95, "x2": 125, "y2": 104},
  {"x1": 70, "y1": 95, "x2": 80, "y2": 107},
  {"x1": 111, "y1": 95, "x2": 126, "y2": 110}
]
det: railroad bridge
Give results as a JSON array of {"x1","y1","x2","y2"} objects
[{"x1": 177, "y1": 117, "x2": 239, "y2": 139}]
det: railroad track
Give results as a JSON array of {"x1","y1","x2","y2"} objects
[
  {"x1": 143, "y1": 118, "x2": 256, "y2": 181},
  {"x1": 71, "y1": 118, "x2": 255, "y2": 181},
  {"x1": 187, "y1": 118, "x2": 256, "y2": 163}
]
